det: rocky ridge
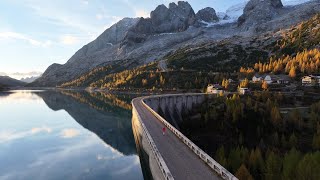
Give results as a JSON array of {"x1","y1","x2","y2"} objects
[{"x1": 31, "y1": 0, "x2": 320, "y2": 87}]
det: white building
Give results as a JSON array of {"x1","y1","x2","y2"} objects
[
  {"x1": 238, "y1": 87, "x2": 250, "y2": 95},
  {"x1": 207, "y1": 84, "x2": 224, "y2": 94},
  {"x1": 252, "y1": 74, "x2": 264, "y2": 82},
  {"x1": 252, "y1": 74, "x2": 290, "y2": 84},
  {"x1": 302, "y1": 75, "x2": 320, "y2": 86}
]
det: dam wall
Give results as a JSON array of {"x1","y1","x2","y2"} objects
[
  {"x1": 143, "y1": 94, "x2": 207, "y2": 129},
  {"x1": 132, "y1": 94, "x2": 237, "y2": 180}
]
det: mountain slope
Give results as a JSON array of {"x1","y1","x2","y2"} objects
[
  {"x1": 60, "y1": 13, "x2": 320, "y2": 90},
  {"x1": 0, "y1": 76, "x2": 27, "y2": 87},
  {"x1": 32, "y1": 0, "x2": 320, "y2": 87}
]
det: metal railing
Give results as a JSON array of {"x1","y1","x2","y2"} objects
[
  {"x1": 141, "y1": 94, "x2": 238, "y2": 180},
  {"x1": 132, "y1": 103, "x2": 174, "y2": 180}
]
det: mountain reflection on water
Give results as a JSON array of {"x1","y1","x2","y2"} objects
[
  {"x1": 37, "y1": 90, "x2": 137, "y2": 155},
  {"x1": 0, "y1": 90, "x2": 143, "y2": 180}
]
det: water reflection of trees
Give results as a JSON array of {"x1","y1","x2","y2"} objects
[{"x1": 60, "y1": 90, "x2": 134, "y2": 112}]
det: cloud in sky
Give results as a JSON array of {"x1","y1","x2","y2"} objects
[
  {"x1": 31, "y1": 127, "x2": 52, "y2": 134},
  {"x1": 60, "y1": 129, "x2": 80, "y2": 138},
  {"x1": 135, "y1": 9, "x2": 149, "y2": 18},
  {"x1": 0, "y1": 31, "x2": 50, "y2": 47},
  {"x1": 82, "y1": 0, "x2": 89, "y2": 5},
  {"x1": 0, "y1": 126, "x2": 52, "y2": 143},
  {"x1": 61, "y1": 35, "x2": 79, "y2": 45}
]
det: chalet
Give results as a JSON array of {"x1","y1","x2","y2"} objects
[
  {"x1": 275, "y1": 75, "x2": 290, "y2": 84},
  {"x1": 266, "y1": 75, "x2": 290, "y2": 84},
  {"x1": 207, "y1": 84, "x2": 224, "y2": 94},
  {"x1": 238, "y1": 87, "x2": 250, "y2": 95},
  {"x1": 252, "y1": 74, "x2": 265, "y2": 82},
  {"x1": 302, "y1": 75, "x2": 320, "y2": 86},
  {"x1": 252, "y1": 74, "x2": 290, "y2": 84}
]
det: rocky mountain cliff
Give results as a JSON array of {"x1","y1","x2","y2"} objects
[{"x1": 31, "y1": 0, "x2": 320, "y2": 87}]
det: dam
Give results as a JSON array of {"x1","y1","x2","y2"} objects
[{"x1": 132, "y1": 94, "x2": 237, "y2": 180}]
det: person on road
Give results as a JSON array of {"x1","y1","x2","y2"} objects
[{"x1": 162, "y1": 127, "x2": 166, "y2": 135}]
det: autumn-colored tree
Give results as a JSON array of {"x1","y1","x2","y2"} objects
[
  {"x1": 289, "y1": 66, "x2": 296, "y2": 78},
  {"x1": 240, "y1": 78, "x2": 249, "y2": 88},
  {"x1": 248, "y1": 147, "x2": 264, "y2": 178},
  {"x1": 236, "y1": 164, "x2": 254, "y2": 180},
  {"x1": 222, "y1": 79, "x2": 230, "y2": 89},
  {"x1": 271, "y1": 106, "x2": 282, "y2": 126},
  {"x1": 262, "y1": 81, "x2": 268, "y2": 90},
  {"x1": 215, "y1": 146, "x2": 227, "y2": 167}
]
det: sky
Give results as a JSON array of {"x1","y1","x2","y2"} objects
[{"x1": 0, "y1": 0, "x2": 310, "y2": 79}]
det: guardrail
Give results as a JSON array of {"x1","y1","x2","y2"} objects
[
  {"x1": 132, "y1": 103, "x2": 174, "y2": 180},
  {"x1": 141, "y1": 94, "x2": 238, "y2": 180}
]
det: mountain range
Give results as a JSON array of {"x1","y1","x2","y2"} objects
[
  {"x1": 31, "y1": 0, "x2": 320, "y2": 87},
  {"x1": 0, "y1": 76, "x2": 27, "y2": 87}
]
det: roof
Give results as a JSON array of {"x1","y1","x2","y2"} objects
[
  {"x1": 253, "y1": 74, "x2": 267, "y2": 78},
  {"x1": 269, "y1": 75, "x2": 290, "y2": 81},
  {"x1": 208, "y1": 84, "x2": 223, "y2": 89},
  {"x1": 254, "y1": 74, "x2": 290, "y2": 81}
]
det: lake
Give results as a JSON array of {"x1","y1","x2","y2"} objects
[{"x1": 0, "y1": 90, "x2": 144, "y2": 180}]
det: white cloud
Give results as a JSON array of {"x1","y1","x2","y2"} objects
[
  {"x1": 135, "y1": 9, "x2": 149, "y2": 18},
  {"x1": 25, "y1": 2, "x2": 99, "y2": 35},
  {"x1": 0, "y1": 127, "x2": 52, "y2": 143},
  {"x1": 82, "y1": 0, "x2": 89, "y2": 5},
  {"x1": 96, "y1": 14, "x2": 104, "y2": 20},
  {"x1": 0, "y1": 31, "x2": 50, "y2": 47},
  {"x1": 31, "y1": 127, "x2": 52, "y2": 134},
  {"x1": 61, "y1": 129, "x2": 80, "y2": 138},
  {"x1": 60, "y1": 35, "x2": 79, "y2": 45},
  {"x1": 0, "y1": 72, "x2": 7, "y2": 76}
]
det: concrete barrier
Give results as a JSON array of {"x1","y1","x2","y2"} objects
[
  {"x1": 132, "y1": 104, "x2": 174, "y2": 180},
  {"x1": 141, "y1": 94, "x2": 238, "y2": 180}
]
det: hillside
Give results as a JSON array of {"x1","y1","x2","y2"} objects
[
  {"x1": 59, "y1": 13, "x2": 320, "y2": 90},
  {"x1": 31, "y1": 0, "x2": 320, "y2": 87},
  {"x1": 240, "y1": 14, "x2": 320, "y2": 76},
  {"x1": 0, "y1": 76, "x2": 27, "y2": 87}
]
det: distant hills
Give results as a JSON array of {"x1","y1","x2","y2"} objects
[
  {"x1": 31, "y1": 0, "x2": 320, "y2": 87},
  {"x1": 0, "y1": 76, "x2": 27, "y2": 87},
  {"x1": 20, "y1": 76, "x2": 40, "y2": 83}
]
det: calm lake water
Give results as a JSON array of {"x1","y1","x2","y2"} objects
[{"x1": 0, "y1": 90, "x2": 144, "y2": 180}]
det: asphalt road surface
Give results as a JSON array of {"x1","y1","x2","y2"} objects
[{"x1": 133, "y1": 97, "x2": 221, "y2": 180}]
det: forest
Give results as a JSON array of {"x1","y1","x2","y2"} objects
[{"x1": 179, "y1": 92, "x2": 320, "y2": 180}]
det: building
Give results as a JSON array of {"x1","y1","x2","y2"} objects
[
  {"x1": 252, "y1": 74, "x2": 265, "y2": 82},
  {"x1": 238, "y1": 87, "x2": 250, "y2": 95},
  {"x1": 302, "y1": 75, "x2": 320, "y2": 86},
  {"x1": 207, "y1": 84, "x2": 224, "y2": 94},
  {"x1": 252, "y1": 74, "x2": 290, "y2": 84},
  {"x1": 228, "y1": 78, "x2": 235, "y2": 83},
  {"x1": 276, "y1": 75, "x2": 290, "y2": 84}
]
